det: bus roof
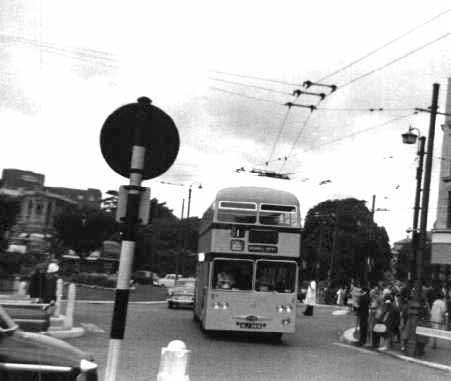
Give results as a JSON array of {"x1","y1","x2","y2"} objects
[{"x1": 215, "y1": 187, "x2": 299, "y2": 206}]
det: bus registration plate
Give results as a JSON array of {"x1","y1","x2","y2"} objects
[{"x1": 238, "y1": 322, "x2": 265, "y2": 329}]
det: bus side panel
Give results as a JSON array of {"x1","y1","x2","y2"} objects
[
  {"x1": 198, "y1": 230, "x2": 213, "y2": 254},
  {"x1": 203, "y1": 290, "x2": 297, "y2": 333},
  {"x1": 194, "y1": 261, "x2": 209, "y2": 320}
]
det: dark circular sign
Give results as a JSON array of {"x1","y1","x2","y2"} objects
[{"x1": 100, "y1": 98, "x2": 180, "y2": 180}]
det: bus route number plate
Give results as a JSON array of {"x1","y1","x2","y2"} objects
[{"x1": 238, "y1": 322, "x2": 265, "y2": 329}]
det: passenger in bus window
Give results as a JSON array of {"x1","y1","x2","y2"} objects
[{"x1": 216, "y1": 268, "x2": 235, "y2": 289}]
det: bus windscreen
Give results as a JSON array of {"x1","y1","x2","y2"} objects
[
  {"x1": 255, "y1": 261, "x2": 296, "y2": 293},
  {"x1": 213, "y1": 260, "x2": 253, "y2": 290}
]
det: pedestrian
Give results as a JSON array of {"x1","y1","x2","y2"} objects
[
  {"x1": 336, "y1": 285, "x2": 344, "y2": 306},
  {"x1": 430, "y1": 291, "x2": 447, "y2": 349},
  {"x1": 42, "y1": 262, "x2": 59, "y2": 304},
  {"x1": 28, "y1": 264, "x2": 47, "y2": 301},
  {"x1": 357, "y1": 287, "x2": 370, "y2": 346},
  {"x1": 414, "y1": 296, "x2": 430, "y2": 357},
  {"x1": 303, "y1": 280, "x2": 316, "y2": 316}
]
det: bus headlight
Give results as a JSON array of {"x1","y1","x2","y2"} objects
[
  {"x1": 213, "y1": 302, "x2": 229, "y2": 310},
  {"x1": 277, "y1": 305, "x2": 293, "y2": 313}
]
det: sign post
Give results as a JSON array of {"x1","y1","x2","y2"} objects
[{"x1": 101, "y1": 97, "x2": 179, "y2": 381}]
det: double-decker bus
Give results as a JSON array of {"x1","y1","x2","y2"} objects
[{"x1": 193, "y1": 186, "x2": 301, "y2": 340}]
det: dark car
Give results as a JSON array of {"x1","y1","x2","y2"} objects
[
  {"x1": 132, "y1": 270, "x2": 159, "y2": 285},
  {"x1": 167, "y1": 278, "x2": 195, "y2": 309},
  {"x1": 0, "y1": 305, "x2": 98, "y2": 380}
]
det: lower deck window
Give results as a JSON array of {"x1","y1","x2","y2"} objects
[{"x1": 213, "y1": 260, "x2": 253, "y2": 290}]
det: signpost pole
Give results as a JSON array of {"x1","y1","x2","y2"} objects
[
  {"x1": 100, "y1": 96, "x2": 179, "y2": 381},
  {"x1": 104, "y1": 98, "x2": 149, "y2": 381}
]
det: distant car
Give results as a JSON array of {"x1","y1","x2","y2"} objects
[
  {"x1": 132, "y1": 270, "x2": 159, "y2": 285},
  {"x1": 157, "y1": 274, "x2": 182, "y2": 288},
  {"x1": 0, "y1": 304, "x2": 98, "y2": 380},
  {"x1": 167, "y1": 278, "x2": 195, "y2": 309}
]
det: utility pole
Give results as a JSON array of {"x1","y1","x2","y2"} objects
[
  {"x1": 328, "y1": 206, "x2": 340, "y2": 286},
  {"x1": 175, "y1": 198, "x2": 185, "y2": 277},
  {"x1": 364, "y1": 195, "x2": 376, "y2": 288},
  {"x1": 410, "y1": 136, "x2": 426, "y2": 283},
  {"x1": 416, "y1": 83, "x2": 440, "y2": 301}
]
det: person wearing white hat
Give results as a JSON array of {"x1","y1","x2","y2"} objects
[{"x1": 42, "y1": 262, "x2": 59, "y2": 303}]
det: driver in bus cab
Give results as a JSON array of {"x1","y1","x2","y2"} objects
[{"x1": 216, "y1": 269, "x2": 235, "y2": 289}]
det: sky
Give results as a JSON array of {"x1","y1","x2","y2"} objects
[{"x1": 0, "y1": 0, "x2": 450, "y2": 243}]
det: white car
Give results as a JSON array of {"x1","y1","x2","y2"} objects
[{"x1": 157, "y1": 274, "x2": 182, "y2": 288}]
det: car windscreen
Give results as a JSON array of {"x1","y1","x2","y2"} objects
[
  {"x1": 213, "y1": 259, "x2": 253, "y2": 291},
  {"x1": 255, "y1": 261, "x2": 297, "y2": 293}
]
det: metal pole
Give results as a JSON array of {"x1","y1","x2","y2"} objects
[
  {"x1": 187, "y1": 186, "x2": 192, "y2": 219},
  {"x1": 104, "y1": 97, "x2": 149, "y2": 381},
  {"x1": 416, "y1": 83, "x2": 440, "y2": 302},
  {"x1": 328, "y1": 207, "x2": 339, "y2": 286},
  {"x1": 365, "y1": 195, "x2": 376, "y2": 287},
  {"x1": 410, "y1": 136, "x2": 426, "y2": 283},
  {"x1": 175, "y1": 199, "x2": 185, "y2": 277}
]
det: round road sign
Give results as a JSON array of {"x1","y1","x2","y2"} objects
[{"x1": 100, "y1": 98, "x2": 180, "y2": 180}]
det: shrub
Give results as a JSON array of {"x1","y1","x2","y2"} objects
[{"x1": 70, "y1": 272, "x2": 117, "y2": 288}]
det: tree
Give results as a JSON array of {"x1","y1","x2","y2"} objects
[
  {"x1": 301, "y1": 198, "x2": 392, "y2": 286},
  {"x1": 101, "y1": 190, "x2": 119, "y2": 215},
  {"x1": 0, "y1": 195, "x2": 20, "y2": 247},
  {"x1": 53, "y1": 206, "x2": 119, "y2": 255}
]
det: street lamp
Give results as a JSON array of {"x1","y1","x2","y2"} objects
[
  {"x1": 187, "y1": 183, "x2": 202, "y2": 219},
  {"x1": 401, "y1": 125, "x2": 426, "y2": 284}
]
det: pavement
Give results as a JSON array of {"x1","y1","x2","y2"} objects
[{"x1": 341, "y1": 325, "x2": 451, "y2": 373}]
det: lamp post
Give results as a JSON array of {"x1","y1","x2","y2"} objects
[
  {"x1": 401, "y1": 84, "x2": 440, "y2": 352},
  {"x1": 402, "y1": 125, "x2": 426, "y2": 284},
  {"x1": 182, "y1": 183, "x2": 202, "y2": 276}
]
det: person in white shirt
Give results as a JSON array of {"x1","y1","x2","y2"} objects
[{"x1": 430, "y1": 291, "x2": 447, "y2": 349}]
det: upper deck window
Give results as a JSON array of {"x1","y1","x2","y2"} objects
[
  {"x1": 259, "y1": 204, "x2": 298, "y2": 226},
  {"x1": 219, "y1": 201, "x2": 257, "y2": 210},
  {"x1": 217, "y1": 201, "x2": 257, "y2": 224}
]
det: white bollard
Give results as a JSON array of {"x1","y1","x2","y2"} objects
[
  {"x1": 64, "y1": 283, "x2": 76, "y2": 329},
  {"x1": 55, "y1": 278, "x2": 64, "y2": 316},
  {"x1": 17, "y1": 281, "x2": 28, "y2": 296},
  {"x1": 157, "y1": 340, "x2": 190, "y2": 381}
]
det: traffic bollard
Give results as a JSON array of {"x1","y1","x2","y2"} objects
[
  {"x1": 157, "y1": 340, "x2": 190, "y2": 381},
  {"x1": 55, "y1": 278, "x2": 63, "y2": 316},
  {"x1": 64, "y1": 283, "x2": 76, "y2": 329},
  {"x1": 17, "y1": 281, "x2": 28, "y2": 296}
]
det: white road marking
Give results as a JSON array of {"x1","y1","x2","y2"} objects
[{"x1": 333, "y1": 342, "x2": 376, "y2": 355}]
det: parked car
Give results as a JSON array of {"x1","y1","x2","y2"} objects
[
  {"x1": 167, "y1": 278, "x2": 195, "y2": 309},
  {"x1": 157, "y1": 274, "x2": 182, "y2": 288},
  {"x1": 132, "y1": 270, "x2": 159, "y2": 285},
  {"x1": 0, "y1": 304, "x2": 98, "y2": 380}
]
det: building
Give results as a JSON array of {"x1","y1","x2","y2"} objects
[
  {"x1": 0, "y1": 168, "x2": 102, "y2": 254},
  {"x1": 431, "y1": 79, "x2": 451, "y2": 266}
]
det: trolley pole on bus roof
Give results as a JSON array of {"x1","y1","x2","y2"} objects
[{"x1": 100, "y1": 97, "x2": 179, "y2": 381}]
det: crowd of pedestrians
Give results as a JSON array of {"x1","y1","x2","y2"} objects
[{"x1": 337, "y1": 280, "x2": 451, "y2": 356}]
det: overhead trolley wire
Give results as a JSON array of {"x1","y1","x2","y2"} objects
[
  {"x1": 0, "y1": 33, "x2": 118, "y2": 68},
  {"x1": 209, "y1": 77, "x2": 291, "y2": 96},
  {"x1": 279, "y1": 98, "x2": 323, "y2": 171},
  {"x1": 317, "y1": 8, "x2": 450, "y2": 83},
  {"x1": 209, "y1": 86, "x2": 282, "y2": 105},
  {"x1": 304, "y1": 112, "x2": 418, "y2": 153},
  {"x1": 209, "y1": 69, "x2": 299, "y2": 87},
  {"x1": 263, "y1": 112, "x2": 417, "y2": 167},
  {"x1": 266, "y1": 107, "x2": 292, "y2": 166},
  {"x1": 339, "y1": 33, "x2": 450, "y2": 89}
]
